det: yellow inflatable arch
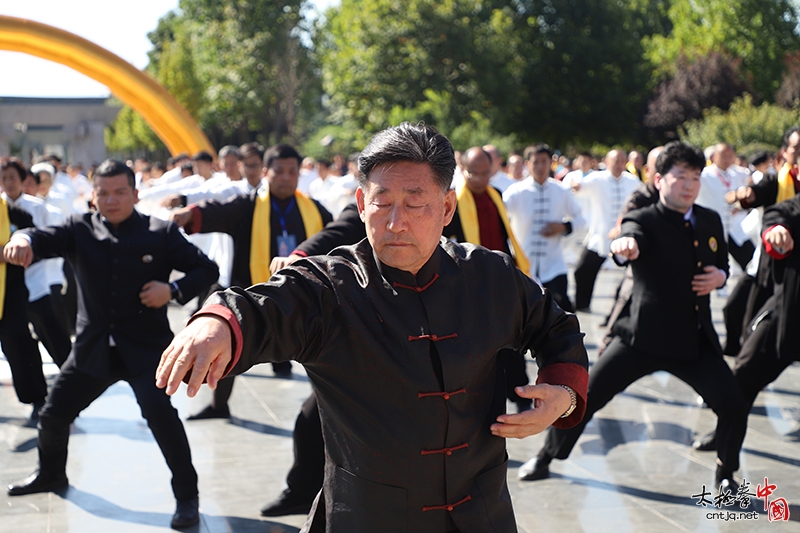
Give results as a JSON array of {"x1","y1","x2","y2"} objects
[{"x1": 0, "y1": 15, "x2": 213, "y2": 156}]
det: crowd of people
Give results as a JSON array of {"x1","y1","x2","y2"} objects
[{"x1": 1, "y1": 123, "x2": 798, "y2": 530}]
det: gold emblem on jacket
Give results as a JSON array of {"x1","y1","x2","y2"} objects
[
  {"x1": 142, "y1": 254, "x2": 154, "y2": 263},
  {"x1": 708, "y1": 237, "x2": 718, "y2": 253}
]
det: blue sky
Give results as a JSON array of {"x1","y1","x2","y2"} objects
[{"x1": 0, "y1": 0, "x2": 337, "y2": 98}]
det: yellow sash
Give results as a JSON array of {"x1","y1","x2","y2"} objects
[
  {"x1": 250, "y1": 189, "x2": 324, "y2": 285},
  {"x1": 626, "y1": 162, "x2": 643, "y2": 181},
  {"x1": 455, "y1": 183, "x2": 530, "y2": 275},
  {"x1": 0, "y1": 198, "x2": 8, "y2": 320},
  {"x1": 777, "y1": 163, "x2": 796, "y2": 204}
]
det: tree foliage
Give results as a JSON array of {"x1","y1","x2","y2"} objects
[
  {"x1": 644, "y1": 52, "x2": 750, "y2": 140},
  {"x1": 680, "y1": 94, "x2": 800, "y2": 154},
  {"x1": 106, "y1": 0, "x2": 800, "y2": 156},
  {"x1": 644, "y1": 0, "x2": 800, "y2": 100},
  {"x1": 318, "y1": 0, "x2": 659, "y2": 148}
]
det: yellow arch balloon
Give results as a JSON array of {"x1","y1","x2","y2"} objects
[{"x1": 0, "y1": 15, "x2": 213, "y2": 156}]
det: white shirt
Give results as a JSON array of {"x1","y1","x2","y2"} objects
[
  {"x1": 184, "y1": 177, "x2": 264, "y2": 206},
  {"x1": 325, "y1": 174, "x2": 359, "y2": 218},
  {"x1": 489, "y1": 170, "x2": 514, "y2": 193},
  {"x1": 696, "y1": 164, "x2": 751, "y2": 246},
  {"x1": 308, "y1": 176, "x2": 338, "y2": 204},
  {"x1": 4, "y1": 193, "x2": 67, "y2": 301},
  {"x1": 504, "y1": 177, "x2": 586, "y2": 283},
  {"x1": 574, "y1": 170, "x2": 641, "y2": 256},
  {"x1": 297, "y1": 169, "x2": 318, "y2": 195}
]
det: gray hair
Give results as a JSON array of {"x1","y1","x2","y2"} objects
[{"x1": 358, "y1": 123, "x2": 455, "y2": 191}]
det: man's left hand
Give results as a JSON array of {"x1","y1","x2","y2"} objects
[
  {"x1": 691, "y1": 265, "x2": 726, "y2": 296},
  {"x1": 490, "y1": 384, "x2": 571, "y2": 439},
  {"x1": 139, "y1": 280, "x2": 172, "y2": 308}
]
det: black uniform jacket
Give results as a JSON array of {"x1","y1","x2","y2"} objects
[
  {"x1": 612, "y1": 202, "x2": 729, "y2": 359},
  {"x1": 199, "y1": 238, "x2": 588, "y2": 533},
  {"x1": 762, "y1": 196, "x2": 800, "y2": 361},
  {"x1": 5, "y1": 205, "x2": 34, "y2": 310},
  {"x1": 295, "y1": 203, "x2": 365, "y2": 257},
  {"x1": 24, "y1": 210, "x2": 218, "y2": 378},
  {"x1": 187, "y1": 189, "x2": 332, "y2": 287}
]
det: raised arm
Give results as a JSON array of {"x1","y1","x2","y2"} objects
[{"x1": 156, "y1": 262, "x2": 334, "y2": 396}]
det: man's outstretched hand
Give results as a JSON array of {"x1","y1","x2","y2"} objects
[
  {"x1": 490, "y1": 384, "x2": 571, "y2": 439},
  {"x1": 156, "y1": 315, "x2": 233, "y2": 397}
]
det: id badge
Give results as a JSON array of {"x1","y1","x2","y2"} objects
[{"x1": 277, "y1": 234, "x2": 297, "y2": 257}]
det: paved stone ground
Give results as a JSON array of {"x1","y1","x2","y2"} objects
[{"x1": 2, "y1": 236, "x2": 799, "y2": 532}]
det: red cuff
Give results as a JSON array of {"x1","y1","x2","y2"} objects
[
  {"x1": 536, "y1": 362, "x2": 589, "y2": 429},
  {"x1": 185, "y1": 205, "x2": 203, "y2": 234},
  {"x1": 189, "y1": 304, "x2": 243, "y2": 379},
  {"x1": 762, "y1": 225, "x2": 791, "y2": 259},
  {"x1": 291, "y1": 250, "x2": 308, "y2": 258}
]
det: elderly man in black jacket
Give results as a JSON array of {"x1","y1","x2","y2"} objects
[
  {"x1": 4, "y1": 160, "x2": 219, "y2": 530},
  {"x1": 519, "y1": 141, "x2": 748, "y2": 493},
  {"x1": 156, "y1": 123, "x2": 589, "y2": 533}
]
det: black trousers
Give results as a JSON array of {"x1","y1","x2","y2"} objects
[
  {"x1": 722, "y1": 274, "x2": 755, "y2": 355},
  {"x1": 728, "y1": 238, "x2": 755, "y2": 272},
  {"x1": 39, "y1": 349, "x2": 198, "y2": 501},
  {"x1": 286, "y1": 392, "x2": 325, "y2": 500},
  {"x1": 732, "y1": 296, "x2": 796, "y2": 410},
  {"x1": 573, "y1": 248, "x2": 607, "y2": 310},
  {"x1": 539, "y1": 337, "x2": 748, "y2": 472},
  {"x1": 0, "y1": 279, "x2": 47, "y2": 405},
  {"x1": 543, "y1": 274, "x2": 574, "y2": 313},
  {"x1": 28, "y1": 293, "x2": 72, "y2": 367}
]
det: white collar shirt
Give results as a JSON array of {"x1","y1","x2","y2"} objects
[
  {"x1": 696, "y1": 164, "x2": 751, "y2": 245},
  {"x1": 574, "y1": 170, "x2": 641, "y2": 256},
  {"x1": 504, "y1": 177, "x2": 586, "y2": 283}
]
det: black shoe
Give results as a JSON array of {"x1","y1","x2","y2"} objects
[
  {"x1": 260, "y1": 489, "x2": 313, "y2": 517},
  {"x1": 692, "y1": 431, "x2": 717, "y2": 452},
  {"x1": 716, "y1": 477, "x2": 738, "y2": 495},
  {"x1": 7, "y1": 470, "x2": 68, "y2": 496},
  {"x1": 518, "y1": 456, "x2": 550, "y2": 481},
  {"x1": 23, "y1": 402, "x2": 45, "y2": 428},
  {"x1": 186, "y1": 405, "x2": 230, "y2": 421},
  {"x1": 273, "y1": 362, "x2": 293, "y2": 379},
  {"x1": 171, "y1": 497, "x2": 199, "y2": 529}
]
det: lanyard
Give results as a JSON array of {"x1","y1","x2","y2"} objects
[
  {"x1": 271, "y1": 198, "x2": 296, "y2": 237},
  {"x1": 712, "y1": 166, "x2": 731, "y2": 189}
]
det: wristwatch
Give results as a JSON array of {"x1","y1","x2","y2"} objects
[{"x1": 558, "y1": 385, "x2": 577, "y2": 418}]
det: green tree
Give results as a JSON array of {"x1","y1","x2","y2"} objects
[
  {"x1": 644, "y1": 0, "x2": 800, "y2": 100},
  {"x1": 180, "y1": 0, "x2": 320, "y2": 147},
  {"x1": 679, "y1": 94, "x2": 800, "y2": 154},
  {"x1": 318, "y1": 0, "x2": 656, "y2": 148}
]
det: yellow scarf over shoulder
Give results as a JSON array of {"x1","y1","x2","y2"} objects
[
  {"x1": 455, "y1": 183, "x2": 530, "y2": 275},
  {"x1": 0, "y1": 197, "x2": 8, "y2": 319},
  {"x1": 250, "y1": 189, "x2": 324, "y2": 284},
  {"x1": 777, "y1": 163, "x2": 797, "y2": 204}
]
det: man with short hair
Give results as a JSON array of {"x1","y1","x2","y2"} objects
[
  {"x1": 626, "y1": 150, "x2": 645, "y2": 181},
  {"x1": 2, "y1": 159, "x2": 71, "y2": 370},
  {"x1": 571, "y1": 149, "x2": 640, "y2": 311},
  {"x1": 170, "y1": 144, "x2": 333, "y2": 417},
  {"x1": 217, "y1": 145, "x2": 242, "y2": 181},
  {"x1": 518, "y1": 141, "x2": 747, "y2": 493},
  {"x1": 482, "y1": 144, "x2": 514, "y2": 193},
  {"x1": 4, "y1": 160, "x2": 219, "y2": 529},
  {"x1": 504, "y1": 144, "x2": 584, "y2": 312},
  {"x1": 157, "y1": 123, "x2": 588, "y2": 533},
  {"x1": 696, "y1": 142, "x2": 754, "y2": 270},
  {"x1": 0, "y1": 160, "x2": 45, "y2": 423}
]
